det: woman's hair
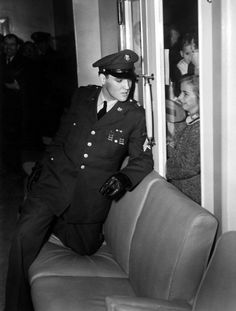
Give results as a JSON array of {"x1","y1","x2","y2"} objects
[{"x1": 180, "y1": 74, "x2": 199, "y2": 97}]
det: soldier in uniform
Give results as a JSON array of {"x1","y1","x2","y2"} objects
[{"x1": 5, "y1": 49, "x2": 154, "y2": 311}]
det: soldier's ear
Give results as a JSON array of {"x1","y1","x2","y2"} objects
[{"x1": 99, "y1": 73, "x2": 107, "y2": 86}]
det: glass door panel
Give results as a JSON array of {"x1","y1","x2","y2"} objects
[
  {"x1": 117, "y1": 0, "x2": 143, "y2": 104},
  {"x1": 163, "y1": 0, "x2": 201, "y2": 204}
]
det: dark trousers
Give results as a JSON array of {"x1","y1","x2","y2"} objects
[{"x1": 5, "y1": 195, "x2": 103, "y2": 311}]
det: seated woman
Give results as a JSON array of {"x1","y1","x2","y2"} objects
[{"x1": 166, "y1": 75, "x2": 200, "y2": 204}]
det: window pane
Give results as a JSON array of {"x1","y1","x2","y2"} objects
[
  {"x1": 131, "y1": 0, "x2": 143, "y2": 105},
  {"x1": 163, "y1": 0, "x2": 201, "y2": 204}
]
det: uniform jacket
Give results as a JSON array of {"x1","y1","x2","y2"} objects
[{"x1": 29, "y1": 85, "x2": 153, "y2": 223}]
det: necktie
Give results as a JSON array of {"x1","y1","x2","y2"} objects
[{"x1": 97, "y1": 101, "x2": 107, "y2": 120}]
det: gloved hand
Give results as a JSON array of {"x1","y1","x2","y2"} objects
[{"x1": 99, "y1": 172, "x2": 132, "y2": 201}]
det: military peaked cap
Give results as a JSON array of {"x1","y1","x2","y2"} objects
[{"x1": 92, "y1": 49, "x2": 139, "y2": 79}]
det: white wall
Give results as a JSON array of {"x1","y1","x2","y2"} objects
[
  {"x1": 72, "y1": 0, "x2": 118, "y2": 86},
  {"x1": 221, "y1": 0, "x2": 236, "y2": 231},
  {"x1": 72, "y1": 0, "x2": 101, "y2": 86},
  {"x1": 202, "y1": 0, "x2": 236, "y2": 232},
  {"x1": 99, "y1": 0, "x2": 118, "y2": 56}
]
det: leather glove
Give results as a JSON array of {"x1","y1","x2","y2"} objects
[{"x1": 99, "y1": 172, "x2": 132, "y2": 201}]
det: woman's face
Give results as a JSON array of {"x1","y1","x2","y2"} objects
[{"x1": 178, "y1": 81, "x2": 199, "y2": 115}]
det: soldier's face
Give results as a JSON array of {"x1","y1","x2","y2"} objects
[{"x1": 102, "y1": 74, "x2": 132, "y2": 102}]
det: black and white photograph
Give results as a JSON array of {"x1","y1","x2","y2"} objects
[{"x1": 0, "y1": 1, "x2": 235, "y2": 311}]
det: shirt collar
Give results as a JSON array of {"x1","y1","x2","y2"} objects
[
  {"x1": 186, "y1": 114, "x2": 200, "y2": 125},
  {"x1": 97, "y1": 90, "x2": 118, "y2": 112}
]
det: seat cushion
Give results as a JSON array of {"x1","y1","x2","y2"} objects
[
  {"x1": 29, "y1": 242, "x2": 127, "y2": 285},
  {"x1": 31, "y1": 277, "x2": 135, "y2": 311},
  {"x1": 105, "y1": 296, "x2": 191, "y2": 311}
]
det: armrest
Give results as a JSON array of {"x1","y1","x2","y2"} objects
[{"x1": 105, "y1": 296, "x2": 191, "y2": 311}]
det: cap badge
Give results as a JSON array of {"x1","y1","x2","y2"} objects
[
  {"x1": 117, "y1": 107, "x2": 123, "y2": 112},
  {"x1": 124, "y1": 54, "x2": 131, "y2": 62}
]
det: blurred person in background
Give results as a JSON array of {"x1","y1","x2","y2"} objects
[{"x1": 2, "y1": 33, "x2": 27, "y2": 173}]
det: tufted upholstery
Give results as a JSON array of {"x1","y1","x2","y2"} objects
[{"x1": 29, "y1": 171, "x2": 218, "y2": 311}]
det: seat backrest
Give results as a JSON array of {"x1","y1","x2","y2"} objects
[
  {"x1": 103, "y1": 171, "x2": 162, "y2": 274},
  {"x1": 128, "y1": 178, "x2": 218, "y2": 303},
  {"x1": 193, "y1": 231, "x2": 236, "y2": 311}
]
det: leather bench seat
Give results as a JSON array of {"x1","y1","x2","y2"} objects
[
  {"x1": 30, "y1": 243, "x2": 127, "y2": 282},
  {"x1": 29, "y1": 171, "x2": 218, "y2": 311}
]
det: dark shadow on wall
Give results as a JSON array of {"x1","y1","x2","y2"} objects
[{"x1": 53, "y1": 0, "x2": 78, "y2": 93}]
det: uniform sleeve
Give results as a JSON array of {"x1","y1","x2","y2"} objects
[{"x1": 120, "y1": 109, "x2": 154, "y2": 188}]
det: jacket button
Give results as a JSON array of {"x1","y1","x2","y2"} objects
[
  {"x1": 91, "y1": 130, "x2": 96, "y2": 135},
  {"x1": 80, "y1": 165, "x2": 85, "y2": 169},
  {"x1": 87, "y1": 142, "x2": 92, "y2": 147},
  {"x1": 50, "y1": 156, "x2": 54, "y2": 161},
  {"x1": 73, "y1": 122, "x2": 78, "y2": 126},
  {"x1": 84, "y1": 154, "x2": 88, "y2": 158}
]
